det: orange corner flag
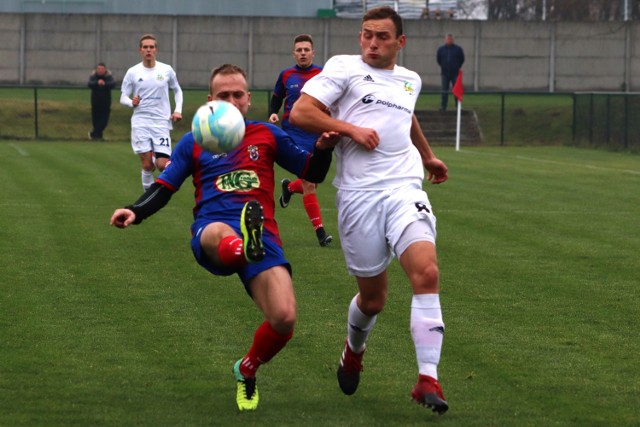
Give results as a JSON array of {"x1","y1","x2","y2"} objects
[{"x1": 453, "y1": 70, "x2": 464, "y2": 102}]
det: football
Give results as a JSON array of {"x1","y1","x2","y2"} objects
[{"x1": 191, "y1": 100, "x2": 245, "y2": 153}]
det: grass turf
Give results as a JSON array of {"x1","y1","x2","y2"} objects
[{"x1": 1, "y1": 141, "x2": 639, "y2": 426}]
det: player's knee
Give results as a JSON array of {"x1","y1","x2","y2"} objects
[
  {"x1": 271, "y1": 315, "x2": 296, "y2": 335},
  {"x1": 412, "y1": 262, "x2": 439, "y2": 292},
  {"x1": 270, "y1": 306, "x2": 296, "y2": 333}
]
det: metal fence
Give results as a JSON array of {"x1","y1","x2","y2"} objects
[{"x1": 1, "y1": 85, "x2": 638, "y2": 153}]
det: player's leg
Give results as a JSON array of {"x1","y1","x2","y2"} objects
[
  {"x1": 440, "y1": 74, "x2": 450, "y2": 111},
  {"x1": 398, "y1": 231, "x2": 448, "y2": 414},
  {"x1": 234, "y1": 266, "x2": 296, "y2": 410},
  {"x1": 279, "y1": 177, "x2": 301, "y2": 208},
  {"x1": 337, "y1": 273, "x2": 387, "y2": 395},
  {"x1": 131, "y1": 127, "x2": 156, "y2": 190},
  {"x1": 138, "y1": 151, "x2": 155, "y2": 190},
  {"x1": 335, "y1": 188, "x2": 392, "y2": 395},
  {"x1": 198, "y1": 201, "x2": 265, "y2": 267},
  {"x1": 151, "y1": 129, "x2": 172, "y2": 172},
  {"x1": 301, "y1": 179, "x2": 332, "y2": 247}
]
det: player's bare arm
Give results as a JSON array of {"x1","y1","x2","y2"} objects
[
  {"x1": 410, "y1": 114, "x2": 448, "y2": 184},
  {"x1": 291, "y1": 94, "x2": 379, "y2": 150}
]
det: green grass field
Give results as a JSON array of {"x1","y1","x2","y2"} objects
[{"x1": 1, "y1": 141, "x2": 639, "y2": 426}]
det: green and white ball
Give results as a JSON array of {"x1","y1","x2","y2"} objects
[{"x1": 191, "y1": 100, "x2": 245, "y2": 154}]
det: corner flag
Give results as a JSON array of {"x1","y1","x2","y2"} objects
[
  {"x1": 453, "y1": 70, "x2": 463, "y2": 151},
  {"x1": 453, "y1": 70, "x2": 464, "y2": 102}
]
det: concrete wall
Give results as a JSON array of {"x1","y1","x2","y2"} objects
[{"x1": 0, "y1": 13, "x2": 635, "y2": 92}]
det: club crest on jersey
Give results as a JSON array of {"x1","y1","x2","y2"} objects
[
  {"x1": 403, "y1": 81, "x2": 415, "y2": 94},
  {"x1": 156, "y1": 74, "x2": 165, "y2": 81},
  {"x1": 247, "y1": 145, "x2": 259, "y2": 161},
  {"x1": 216, "y1": 170, "x2": 259, "y2": 192}
]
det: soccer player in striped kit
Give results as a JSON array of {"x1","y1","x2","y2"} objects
[
  {"x1": 110, "y1": 64, "x2": 338, "y2": 412},
  {"x1": 291, "y1": 6, "x2": 450, "y2": 414},
  {"x1": 268, "y1": 34, "x2": 333, "y2": 247}
]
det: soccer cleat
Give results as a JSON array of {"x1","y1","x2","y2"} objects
[
  {"x1": 233, "y1": 359, "x2": 259, "y2": 411},
  {"x1": 411, "y1": 375, "x2": 449, "y2": 415},
  {"x1": 337, "y1": 340, "x2": 364, "y2": 395},
  {"x1": 316, "y1": 227, "x2": 333, "y2": 247},
  {"x1": 240, "y1": 200, "x2": 265, "y2": 263},
  {"x1": 279, "y1": 178, "x2": 292, "y2": 208}
]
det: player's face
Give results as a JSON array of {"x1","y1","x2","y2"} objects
[
  {"x1": 359, "y1": 18, "x2": 405, "y2": 70},
  {"x1": 139, "y1": 40, "x2": 158, "y2": 63},
  {"x1": 293, "y1": 41, "x2": 314, "y2": 69},
  {"x1": 208, "y1": 73, "x2": 251, "y2": 117}
]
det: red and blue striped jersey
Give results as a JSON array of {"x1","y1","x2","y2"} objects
[
  {"x1": 157, "y1": 120, "x2": 314, "y2": 245},
  {"x1": 272, "y1": 64, "x2": 322, "y2": 127}
]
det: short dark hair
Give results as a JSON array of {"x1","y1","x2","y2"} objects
[
  {"x1": 209, "y1": 64, "x2": 247, "y2": 94},
  {"x1": 294, "y1": 34, "x2": 314, "y2": 47},
  {"x1": 139, "y1": 34, "x2": 157, "y2": 48},
  {"x1": 362, "y1": 6, "x2": 403, "y2": 37}
]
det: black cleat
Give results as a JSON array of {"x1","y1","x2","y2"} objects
[
  {"x1": 279, "y1": 178, "x2": 292, "y2": 208},
  {"x1": 316, "y1": 227, "x2": 333, "y2": 247},
  {"x1": 411, "y1": 375, "x2": 449, "y2": 415},
  {"x1": 337, "y1": 340, "x2": 364, "y2": 395},
  {"x1": 241, "y1": 200, "x2": 265, "y2": 263}
]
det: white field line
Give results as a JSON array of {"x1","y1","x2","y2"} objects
[{"x1": 8, "y1": 143, "x2": 29, "y2": 156}]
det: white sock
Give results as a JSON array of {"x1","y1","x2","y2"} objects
[
  {"x1": 410, "y1": 293, "x2": 444, "y2": 379},
  {"x1": 141, "y1": 169, "x2": 155, "y2": 191},
  {"x1": 347, "y1": 294, "x2": 377, "y2": 353}
]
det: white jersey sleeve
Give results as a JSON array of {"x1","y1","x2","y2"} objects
[{"x1": 301, "y1": 55, "x2": 425, "y2": 190}]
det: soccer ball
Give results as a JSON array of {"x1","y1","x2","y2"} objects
[{"x1": 191, "y1": 100, "x2": 245, "y2": 153}]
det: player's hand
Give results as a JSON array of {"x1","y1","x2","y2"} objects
[
  {"x1": 349, "y1": 126, "x2": 379, "y2": 151},
  {"x1": 132, "y1": 95, "x2": 140, "y2": 107},
  {"x1": 171, "y1": 112, "x2": 182, "y2": 122},
  {"x1": 110, "y1": 209, "x2": 136, "y2": 228},
  {"x1": 316, "y1": 131, "x2": 341, "y2": 150},
  {"x1": 424, "y1": 158, "x2": 448, "y2": 184},
  {"x1": 268, "y1": 113, "x2": 279, "y2": 124}
]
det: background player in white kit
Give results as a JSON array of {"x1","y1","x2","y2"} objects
[
  {"x1": 120, "y1": 34, "x2": 183, "y2": 190},
  {"x1": 290, "y1": 6, "x2": 450, "y2": 415}
]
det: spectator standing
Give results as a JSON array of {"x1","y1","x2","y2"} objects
[
  {"x1": 269, "y1": 34, "x2": 333, "y2": 247},
  {"x1": 436, "y1": 33, "x2": 464, "y2": 111},
  {"x1": 88, "y1": 62, "x2": 115, "y2": 140},
  {"x1": 120, "y1": 34, "x2": 183, "y2": 190}
]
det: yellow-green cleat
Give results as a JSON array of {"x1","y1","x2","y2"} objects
[
  {"x1": 233, "y1": 359, "x2": 259, "y2": 411},
  {"x1": 240, "y1": 200, "x2": 265, "y2": 263}
]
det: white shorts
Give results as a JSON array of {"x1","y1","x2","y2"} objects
[
  {"x1": 336, "y1": 184, "x2": 437, "y2": 277},
  {"x1": 131, "y1": 126, "x2": 172, "y2": 156}
]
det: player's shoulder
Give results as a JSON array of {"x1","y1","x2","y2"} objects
[
  {"x1": 246, "y1": 120, "x2": 281, "y2": 134},
  {"x1": 124, "y1": 62, "x2": 143, "y2": 74},
  {"x1": 327, "y1": 54, "x2": 359, "y2": 65}
]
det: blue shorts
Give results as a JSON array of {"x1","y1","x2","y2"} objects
[{"x1": 190, "y1": 219, "x2": 291, "y2": 295}]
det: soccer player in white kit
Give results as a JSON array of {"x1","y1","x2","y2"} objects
[
  {"x1": 120, "y1": 34, "x2": 183, "y2": 190},
  {"x1": 290, "y1": 6, "x2": 450, "y2": 414}
]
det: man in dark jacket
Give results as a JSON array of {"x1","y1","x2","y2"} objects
[
  {"x1": 88, "y1": 63, "x2": 116, "y2": 140},
  {"x1": 436, "y1": 34, "x2": 464, "y2": 111}
]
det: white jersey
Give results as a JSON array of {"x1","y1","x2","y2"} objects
[
  {"x1": 120, "y1": 61, "x2": 183, "y2": 130},
  {"x1": 301, "y1": 54, "x2": 424, "y2": 190}
]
